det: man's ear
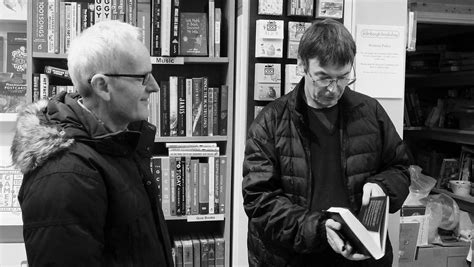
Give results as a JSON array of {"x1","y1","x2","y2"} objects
[
  {"x1": 297, "y1": 57, "x2": 305, "y2": 71},
  {"x1": 90, "y1": 74, "x2": 111, "y2": 101}
]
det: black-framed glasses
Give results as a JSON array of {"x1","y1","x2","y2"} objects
[
  {"x1": 88, "y1": 72, "x2": 153, "y2": 85},
  {"x1": 104, "y1": 72, "x2": 153, "y2": 86},
  {"x1": 307, "y1": 71, "x2": 356, "y2": 88}
]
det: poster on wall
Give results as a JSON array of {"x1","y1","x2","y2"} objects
[{"x1": 354, "y1": 24, "x2": 405, "y2": 99}]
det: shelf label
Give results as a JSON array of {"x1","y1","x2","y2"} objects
[
  {"x1": 150, "y1": 57, "x2": 184, "y2": 65},
  {"x1": 187, "y1": 214, "x2": 224, "y2": 222}
]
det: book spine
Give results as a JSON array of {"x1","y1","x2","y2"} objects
[
  {"x1": 177, "y1": 76, "x2": 186, "y2": 136},
  {"x1": 87, "y1": 3, "x2": 95, "y2": 27},
  {"x1": 191, "y1": 159, "x2": 199, "y2": 215},
  {"x1": 201, "y1": 77, "x2": 209, "y2": 136},
  {"x1": 208, "y1": 157, "x2": 215, "y2": 214},
  {"x1": 208, "y1": 0, "x2": 215, "y2": 57},
  {"x1": 39, "y1": 74, "x2": 50, "y2": 100},
  {"x1": 219, "y1": 85, "x2": 228, "y2": 135},
  {"x1": 151, "y1": 157, "x2": 162, "y2": 203},
  {"x1": 33, "y1": 0, "x2": 48, "y2": 53},
  {"x1": 32, "y1": 73, "x2": 40, "y2": 102},
  {"x1": 94, "y1": 0, "x2": 103, "y2": 22},
  {"x1": 161, "y1": 157, "x2": 171, "y2": 216},
  {"x1": 169, "y1": 76, "x2": 178, "y2": 136},
  {"x1": 47, "y1": 0, "x2": 55, "y2": 54},
  {"x1": 207, "y1": 87, "x2": 214, "y2": 136},
  {"x1": 65, "y1": 2, "x2": 72, "y2": 53},
  {"x1": 185, "y1": 156, "x2": 192, "y2": 215},
  {"x1": 170, "y1": 0, "x2": 180, "y2": 56},
  {"x1": 214, "y1": 235, "x2": 225, "y2": 267},
  {"x1": 214, "y1": 8, "x2": 221, "y2": 57},
  {"x1": 214, "y1": 155, "x2": 220, "y2": 213},
  {"x1": 117, "y1": 0, "x2": 125, "y2": 22},
  {"x1": 185, "y1": 78, "x2": 193, "y2": 137},
  {"x1": 169, "y1": 156, "x2": 177, "y2": 216},
  {"x1": 160, "y1": 0, "x2": 171, "y2": 56},
  {"x1": 218, "y1": 156, "x2": 226, "y2": 214},
  {"x1": 198, "y1": 162, "x2": 209, "y2": 214},
  {"x1": 81, "y1": 3, "x2": 89, "y2": 33},
  {"x1": 199, "y1": 235, "x2": 209, "y2": 266},
  {"x1": 151, "y1": 0, "x2": 161, "y2": 56},
  {"x1": 160, "y1": 81, "x2": 170, "y2": 136},
  {"x1": 212, "y1": 86, "x2": 219, "y2": 136},
  {"x1": 175, "y1": 156, "x2": 183, "y2": 215},
  {"x1": 44, "y1": 65, "x2": 70, "y2": 79},
  {"x1": 192, "y1": 77, "x2": 203, "y2": 136}
]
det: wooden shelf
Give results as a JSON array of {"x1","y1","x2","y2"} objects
[
  {"x1": 155, "y1": 136, "x2": 228, "y2": 142},
  {"x1": 405, "y1": 70, "x2": 474, "y2": 88},
  {"x1": 404, "y1": 127, "x2": 474, "y2": 145},
  {"x1": 431, "y1": 188, "x2": 474, "y2": 213},
  {"x1": 33, "y1": 53, "x2": 229, "y2": 64}
]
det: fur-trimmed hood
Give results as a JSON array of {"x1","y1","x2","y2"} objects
[{"x1": 11, "y1": 98, "x2": 75, "y2": 174}]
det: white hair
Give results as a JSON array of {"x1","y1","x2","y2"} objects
[{"x1": 67, "y1": 20, "x2": 143, "y2": 97}]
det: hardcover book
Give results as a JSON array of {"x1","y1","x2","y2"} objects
[
  {"x1": 179, "y1": 12, "x2": 208, "y2": 56},
  {"x1": 287, "y1": 21, "x2": 312, "y2": 59},
  {"x1": 327, "y1": 196, "x2": 389, "y2": 260},
  {"x1": 32, "y1": 0, "x2": 48, "y2": 53},
  {"x1": 316, "y1": 0, "x2": 344, "y2": 19},
  {"x1": 6, "y1": 32, "x2": 27, "y2": 75},
  {"x1": 258, "y1": 0, "x2": 283, "y2": 15},
  {"x1": 255, "y1": 20, "x2": 284, "y2": 58},
  {"x1": 0, "y1": 74, "x2": 26, "y2": 113},
  {"x1": 254, "y1": 63, "x2": 281, "y2": 101}
]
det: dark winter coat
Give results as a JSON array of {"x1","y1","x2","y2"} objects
[
  {"x1": 243, "y1": 79, "x2": 412, "y2": 266},
  {"x1": 11, "y1": 92, "x2": 173, "y2": 266}
]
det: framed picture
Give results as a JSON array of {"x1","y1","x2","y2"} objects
[
  {"x1": 316, "y1": 0, "x2": 344, "y2": 19},
  {"x1": 458, "y1": 145, "x2": 474, "y2": 181}
]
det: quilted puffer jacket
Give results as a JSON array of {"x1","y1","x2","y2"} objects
[
  {"x1": 11, "y1": 92, "x2": 173, "y2": 266},
  {"x1": 243, "y1": 79, "x2": 412, "y2": 266}
]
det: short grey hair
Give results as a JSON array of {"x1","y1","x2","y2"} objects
[{"x1": 67, "y1": 20, "x2": 143, "y2": 97}]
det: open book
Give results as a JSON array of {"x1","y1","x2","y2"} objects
[{"x1": 327, "y1": 196, "x2": 389, "y2": 260}]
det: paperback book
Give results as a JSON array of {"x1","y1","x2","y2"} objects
[
  {"x1": 179, "y1": 12, "x2": 208, "y2": 56},
  {"x1": 327, "y1": 196, "x2": 389, "y2": 260}
]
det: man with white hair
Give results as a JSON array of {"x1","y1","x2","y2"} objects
[{"x1": 11, "y1": 20, "x2": 173, "y2": 266}]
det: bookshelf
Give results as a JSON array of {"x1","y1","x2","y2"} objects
[
  {"x1": 404, "y1": 0, "x2": 474, "y2": 210},
  {"x1": 26, "y1": 0, "x2": 235, "y2": 266}
]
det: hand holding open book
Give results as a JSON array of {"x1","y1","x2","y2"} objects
[{"x1": 326, "y1": 196, "x2": 389, "y2": 260}]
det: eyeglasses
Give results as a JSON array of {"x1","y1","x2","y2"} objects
[
  {"x1": 307, "y1": 71, "x2": 356, "y2": 88},
  {"x1": 88, "y1": 72, "x2": 153, "y2": 85},
  {"x1": 104, "y1": 72, "x2": 153, "y2": 86}
]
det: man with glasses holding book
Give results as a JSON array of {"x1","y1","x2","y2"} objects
[
  {"x1": 243, "y1": 19, "x2": 412, "y2": 266},
  {"x1": 11, "y1": 20, "x2": 173, "y2": 266}
]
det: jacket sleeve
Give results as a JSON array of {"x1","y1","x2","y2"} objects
[
  {"x1": 242, "y1": 112, "x2": 330, "y2": 254},
  {"x1": 20, "y1": 170, "x2": 107, "y2": 266},
  {"x1": 366, "y1": 102, "x2": 413, "y2": 213}
]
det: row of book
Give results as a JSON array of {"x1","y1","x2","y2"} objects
[
  {"x1": 152, "y1": 144, "x2": 226, "y2": 217},
  {"x1": 172, "y1": 234, "x2": 225, "y2": 267},
  {"x1": 253, "y1": 63, "x2": 303, "y2": 102},
  {"x1": 31, "y1": 0, "x2": 222, "y2": 57},
  {"x1": 257, "y1": 0, "x2": 343, "y2": 18},
  {"x1": 149, "y1": 76, "x2": 228, "y2": 137},
  {"x1": 32, "y1": 66, "x2": 74, "y2": 101},
  {"x1": 255, "y1": 20, "x2": 312, "y2": 59}
]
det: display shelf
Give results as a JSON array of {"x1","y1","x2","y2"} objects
[
  {"x1": 165, "y1": 214, "x2": 225, "y2": 222},
  {"x1": 404, "y1": 127, "x2": 474, "y2": 145}
]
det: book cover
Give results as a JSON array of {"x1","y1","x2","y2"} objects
[
  {"x1": 255, "y1": 20, "x2": 284, "y2": 58},
  {"x1": 254, "y1": 63, "x2": 281, "y2": 101},
  {"x1": 179, "y1": 12, "x2": 208, "y2": 56},
  {"x1": 0, "y1": 74, "x2": 26, "y2": 113},
  {"x1": 219, "y1": 85, "x2": 228, "y2": 136},
  {"x1": 327, "y1": 196, "x2": 389, "y2": 260},
  {"x1": 258, "y1": 0, "x2": 283, "y2": 15},
  {"x1": 6, "y1": 32, "x2": 26, "y2": 75},
  {"x1": 316, "y1": 0, "x2": 344, "y2": 19},
  {"x1": 287, "y1": 21, "x2": 312, "y2": 59},
  {"x1": 288, "y1": 0, "x2": 314, "y2": 16},
  {"x1": 285, "y1": 64, "x2": 304, "y2": 94},
  {"x1": 201, "y1": 77, "x2": 209, "y2": 136}
]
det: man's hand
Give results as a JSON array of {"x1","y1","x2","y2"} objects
[
  {"x1": 325, "y1": 219, "x2": 370, "y2": 261},
  {"x1": 362, "y1": 183, "x2": 386, "y2": 206}
]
